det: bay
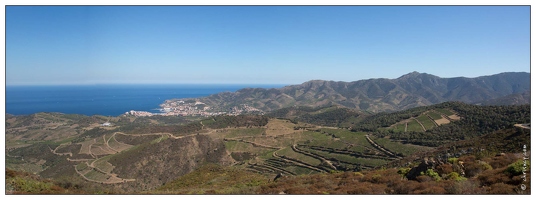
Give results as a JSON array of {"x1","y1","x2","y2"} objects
[{"x1": 5, "y1": 84, "x2": 285, "y2": 116}]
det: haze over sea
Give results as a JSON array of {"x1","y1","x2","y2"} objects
[{"x1": 5, "y1": 84, "x2": 285, "y2": 116}]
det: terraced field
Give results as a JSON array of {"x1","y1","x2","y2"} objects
[
  {"x1": 426, "y1": 111, "x2": 443, "y2": 120},
  {"x1": 370, "y1": 136, "x2": 433, "y2": 157},
  {"x1": 406, "y1": 119, "x2": 424, "y2": 132},
  {"x1": 381, "y1": 110, "x2": 461, "y2": 133},
  {"x1": 219, "y1": 119, "x2": 424, "y2": 176},
  {"x1": 416, "y1": 115, "x2": 436, "y2": 130},
  {"x1": 436, "y1": 108, "x2": 454, "y2": 116},
  {"x1": 276, "y1": 147, "x2": 321, "y2": 166},
  {"x1": 16, "y1": 117, "x2": 444, "y2": 186}
]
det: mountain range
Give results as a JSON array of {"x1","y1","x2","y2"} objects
[{"x1": 185, "y1": 72, "x2": 530, "y2": 112}]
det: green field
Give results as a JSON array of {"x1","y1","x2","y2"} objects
[
  {"x1": 389, "y1": 123, "x2": 406, "y2": 132},
  {"x1": 320, "y1": 129, "x2": 374, "y2": 149},
  {"x1": 94, "y1": 156, "x2": 115, "y2": 174},
  {"x1": 298, "y1": 131, "x2": 335, "y2": 146},
  {"x1": 258, "y1": 149, "x2": 277, "y2": 159},
  {"x1": 426, "y1": 111, "x2": 443, "y2": 120},
  {"x1": 347, "y1": 144, "x2": 369, "y2": 152},
  {"x1": 436, "y1": 108, "x2": 454, "y2": 116},
  {"x1": 406, "y1": 119, "x2": 424, "y2": 132},
  {"x1": 306, "y1": 148, "x2": 358, "y2": 164},
  {"x1": 306, "y1": 148, "x2": 388, "y2": 167},
  {"x1": 75, "y1": 162, "x2": 89, "y2": 171},
  {"x1": 305, "y1": 138, "x2": 348, "y2": 149},
  {"x1": 371, "y1": 137, "x2": 431, "y2": 157},
  {"x1": 416, "y1": 115, "x2": 435, "y2": 130}
]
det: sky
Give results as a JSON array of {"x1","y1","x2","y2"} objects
[{"x1": 5, "y1": 5, "x2": 531, "y2": 85}]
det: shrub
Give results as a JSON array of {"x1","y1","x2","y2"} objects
[
  {"x1": 412, "y1": 186, "x2": 447, "y2": 194},
  {"x1": 465, "y1": 160, "x2": 493, "y2": 177},
  {"x1": 397, "y1": 167, "x2": 411, "y2": 177},
  {"x1": 353, "y1": 172, "x2": 364, "y2": 177},
  {"x1": 489, "y1": 183, "x2": 516, "y2": 194},
  {"x1": 505, "y1": 159, "x2": 530, "y2": 176},
  {"x1": 488, "y1": 153, "x2": 519, "y2": 169},
  {"x1": 346, "y1": 183, "x2": 387, "y2": 194},
  {"x1": 435, "y1": 163, "x2": 454, "y2": 175},
  {"x1": 448, "y1": 157, "x2": 459, "y2": 164},
  {"x1": 392, "y1": 180, "x2": 419, "y2": 194},
  {"x1": 478, "y1": 167, "x2": 511, "y2": 186},
  {"x1": 445, "y1": 172, "x2": 466, "y2": 181},
  {"x1": 416, "y1": 175, "x2": 433, "y2": 182},
  {"x1": 420, "y1": 169, "x2": 441, "y2": 181}
]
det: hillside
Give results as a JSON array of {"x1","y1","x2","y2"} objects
[
  {"x1": 5, "y1": 102, "x2": 530, "y2": 194},
  {"x1": 168, "y1": 72, "x2": 530, "y2": 113},
  {"x1": 475, "y1": 90, "x2": 531, "y2": 106}
]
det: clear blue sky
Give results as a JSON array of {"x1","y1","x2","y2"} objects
[{"x1": 5, "y1": 6, "x2": 530, "y2": 85}]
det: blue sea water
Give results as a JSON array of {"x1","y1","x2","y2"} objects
[{"x1": 5, "y1": 84, "x2": 286, "y2": 116}]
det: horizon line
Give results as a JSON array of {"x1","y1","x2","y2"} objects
[{"x1": 5, "y1": 83, "x2": 294, "y2": 87}]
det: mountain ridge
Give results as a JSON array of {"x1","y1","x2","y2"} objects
[{"x1": 174, "y1": 72, "x2": 530, "y2": 113}]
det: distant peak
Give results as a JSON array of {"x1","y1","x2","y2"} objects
[
  {"x1": 397, "y1": 71, "x2": 422, "y2": 79},
  {"x1": 396, "y1": 71, "x2": 440, "y2": 80}
]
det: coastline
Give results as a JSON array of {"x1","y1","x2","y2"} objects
[{"x1": 6, "y1": 84, "x2": 286, "y2": 117}]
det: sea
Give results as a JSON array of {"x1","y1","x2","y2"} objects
[{"x1": 5, "y1": 84, "x2": 286, "y2": 116}]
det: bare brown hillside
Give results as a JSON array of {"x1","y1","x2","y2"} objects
[{"x1": 107, "y1": 134, "x2": 234, "y2": 191}]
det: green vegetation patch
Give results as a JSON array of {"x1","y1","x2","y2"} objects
[
  {"x1": 406, "y1": 119, "x2": 424, "y2": 132},
  {"x1": 372, "y1": 137, "x2": 431, "y2": 157},
  {"x1": 390, "y1": 123, "x2": 406, "y2": 132},
  {"x1": 416, "y1": 115, "x2": 435, "y2": 130},
  {"x1": 436, "y1": 108, "x2": 454, "y2": 116},
  {"x1": 6, "y1": 175, "x2": 57, "y2": 194},
  {"x1": 93, "y1": 155, "x2": 115, "y2": 174},
  {"x1": 306, "y1": 148, "x2": 388, "y2": 167},
  {"x1": 75, "y1": 163, "x2": 89, "y2": 172},
  {"x1": 321, "y1": 129, "x2": 374, "y2": 148},
  {"x1": 505, "y1": 159, "x2": 530, "y2": 176},
  {"x1": 427, "y1": 111, "x2": 443, "y2": 120}
]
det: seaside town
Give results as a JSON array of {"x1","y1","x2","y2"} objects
[{"x1": 124, "y1": 99, "x2": 264, "y2": 117}]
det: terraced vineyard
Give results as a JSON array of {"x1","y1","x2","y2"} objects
[
  {"x1": 369, "y1": 136, "x2": 433, "y2": 157},
  {"x1": 218, "y1": 119, "x2": 428, "y2": 177},
  {"x1": 5, "y1": 107, "x2": 464, "y2": 187},
  {"x1": 407, "y1": 119, "x2": 424, "y2": 132},
  {"x1": 416, "y1": 115, "x2": 435, "y2": 130},
  {"x1": 381, "y1": 109, "x2": 460, "y2": 133}
]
